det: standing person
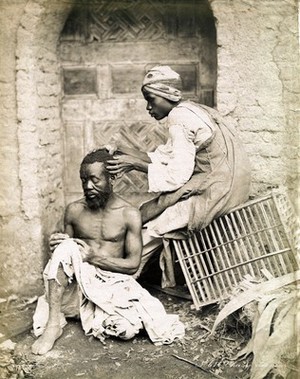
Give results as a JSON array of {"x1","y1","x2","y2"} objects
[
  {"x1": 31, "y1": 148, "x2": 184, "y2": 355},
  {"x1": 106, "y1": 65, "x2": 251, "y2": 283}
]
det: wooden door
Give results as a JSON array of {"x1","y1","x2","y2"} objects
[{"x1": 60, "y1": 0, "x2": 216, "y2": 203}]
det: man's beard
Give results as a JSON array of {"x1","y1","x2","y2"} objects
[{"x1": 85, "y1": 190, "x2": 111, "y2": 210}]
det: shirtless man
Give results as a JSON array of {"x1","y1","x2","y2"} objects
[{"x1": 31, "y1": 148, "x2": 143, "y2": 355}]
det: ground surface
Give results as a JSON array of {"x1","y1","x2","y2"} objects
[{"x1": 0, "y1": 286, "x2": 252, "y2": 379}]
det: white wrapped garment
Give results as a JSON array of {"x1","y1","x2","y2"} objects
[{"x1": 33, "y1": 239, "x2": 185, "y2": 345}]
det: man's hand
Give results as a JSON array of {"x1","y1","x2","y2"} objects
[
  {"x1": 49, "y1": 233, "x2": 70, "y2": 252},
  {"x1": 105, "y1": 143, "x2": 118, "y2": 155},
  {"x1": 73, "y1": 239, "x2": 96, "y2": 263},
  {"x1": 106, "y1": 154, "x2": 137, "y2": 176},
  {"x1": 107, "y1": 154, "x2": 149, "y2": 176}
]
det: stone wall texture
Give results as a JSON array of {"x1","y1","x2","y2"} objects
[
  {"x1": 210, "y1": 0, "x2": 299, "y2": 201},
  {"x1": 0, "y1": 0, "x2": 73, "y2": 297},
  {"x1": 0, "y1": 0, "x2": 298, "y2": 297}
]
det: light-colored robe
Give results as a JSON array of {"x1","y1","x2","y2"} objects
[
  {"x1": 140, "y1": 102, "x2": 251, "y2": 235},
  {"x1": 147, "y1": 102, "x2": 213, "y2": 192}
]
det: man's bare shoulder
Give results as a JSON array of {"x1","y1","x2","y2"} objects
[
  {"x1": 111, "y1": 195, "x2": 142, "y2": 224},
  {"x1": 122, "y1": 203, "x2": 142, "y2": 228},
  {"x1": 123, "y1": 205, "x2": 141, "y2": 221},
  {"x1": 65, "y1": 198, "x2": 86, "y2": 217}
]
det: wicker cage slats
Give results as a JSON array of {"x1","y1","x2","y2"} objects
[
  {"x1": 234, "y1": 209, "x2": 260, "y2": 276},
  {"x1": 257, "y1": 201, "x2": 289, "y2": 276},
  {"x1": 207, "y1": 223, "x2": 234, "y2": 292},
  {"x1": 179, "y1": 240, "x2": 209, "y2": 307},
  {"x1": 191, "y1": 233, "x2": 218, "y2": 300},
  {"x1": 274, "y1": 193, "x2": 300, "y2": 254},
  {"x1": 262, "y1": 200, "x2": 288, "y2": 274},
  {"x1": 240, "y1": 207, "x2": 268, "y2": 274},
  {"x1": 171, "y1": 191, "x2": 299, "y2": 309},
  {"x1": 202, "y1": 227, "x2": 228, "y2": 295},
  {"x1": 247, "y1": 204, "x2": 278, "y2": 277},
  {"x1": 193, "y1": 234, "x2": 222, "y2": 301},
  {"x1": 240, "y1": 199, "x2": 294, "y2": 277},
  {"x1": 212, "y1": 219, "x2": 239, "y2": 287},
  {"x1": 196, "y1": 231, "x2": 224, "y2": 297},
  {"x1": 181, "y1": 239, "x2": 209, "y2": 303},
  {"x1": 252, "y1": 203, "x2": 281, "y2": 277},
  {"x1": 186, "y1": 237, "x2": 213, "y2": 301},
  {"x1": 172, "y1": 241, "x2": 199, "y2": 307},
  {"x1": 218, "y1": 217, "x2": 244, "y2": 282},
  {"x1": 227, "y1": 213, "x2": 251, "y2": 276},
  {"x1": 271, "y1": 193, "x2": 299, "y2": 269}
]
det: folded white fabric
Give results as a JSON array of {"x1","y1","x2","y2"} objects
[{"x1": 33, "y1": 239, "x2": 185, "y2": 345}]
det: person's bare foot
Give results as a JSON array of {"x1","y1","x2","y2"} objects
[{"x1": 31, "y1": 324, "x2": 63, "y2": 355}]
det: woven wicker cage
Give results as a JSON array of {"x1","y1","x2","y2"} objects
[{"x1": 171, "y1": 190, "x2": 300, "y2": 310}]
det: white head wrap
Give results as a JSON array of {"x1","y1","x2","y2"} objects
[{"x1": 142, "y1": 65, "x2": 182, "y2": 102}]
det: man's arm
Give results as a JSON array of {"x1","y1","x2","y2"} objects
[
  {"x1": 117, "y1": 147, "x2": 150, "y2": 161},
  {"x1": 49, "y1": 203, "x2": 75, "y2": 252},
  {"x1": 64, "y1": 203, "x2": 75, "y2": 237},
  {"x1": 106, "y1": 151, "x2": 150, "y2": 176},
  {"x1": 79, "y1": 207, "x2": 143, "y2": 275}
]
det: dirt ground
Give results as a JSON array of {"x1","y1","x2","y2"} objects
[{"x1": 0, "y1": 281, "x2": 252, "y2": 379}]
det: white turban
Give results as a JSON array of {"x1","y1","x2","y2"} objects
[{"x1": 142, "y1": 65, "x2": 182, "y2": 102}]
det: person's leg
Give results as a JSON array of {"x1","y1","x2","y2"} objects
[
  {"x1": 31, "y1": 265, "x2": 68, "y2": 355},
  {"x1": 132, "y1": 228, "x2": 163, "y2": 280},
  {"x1": 145, "y1": 198, "x2": 192, "y2": 236},
  {"x1": 136, "y1": 200, "x2": 193, "y2": 286}
]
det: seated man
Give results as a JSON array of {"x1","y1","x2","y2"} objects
[{"x1": 31, "y1": 148, "x2": 184, "y2": 355}]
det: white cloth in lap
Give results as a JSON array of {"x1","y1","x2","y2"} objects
[{"x1": 33, "y1": 239, "x2": 185, "y2": 345}]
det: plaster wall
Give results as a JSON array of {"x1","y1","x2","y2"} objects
[
  {"x1": 0, "y1": 0, "x2": 298, "y2": 297},
  {"x1": 211, "y1": 0, "x2": 299, "y2": 200},
  {"x1": 0, "y1": 0, "x2": 73, "y2": 297}
]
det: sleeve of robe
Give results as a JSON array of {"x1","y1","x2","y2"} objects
[
  {"x1": 147, "y1": 107, "x2": 213, "y2": 192},
  {"x1": 139, "y1": 104, "x2": 251, "y2": 231}
]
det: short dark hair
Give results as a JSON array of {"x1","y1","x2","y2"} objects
[{"x1": 81, "y1": 148, "x2": 113, "y2": 166}]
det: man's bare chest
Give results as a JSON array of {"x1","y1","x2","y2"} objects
[{"x1": 73, "y1": 209, "x2": 125, "y2": 242}]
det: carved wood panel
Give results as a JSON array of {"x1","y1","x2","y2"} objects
[
  {"x1": 61, "y1": 0, "x2": 216, "y2": 203},
  {"x1": 93, "y1": 120, "x2": 168, "y2": 193},
  {"x1": 61, "y1": 0, "x2": 209, "y2": 42}
]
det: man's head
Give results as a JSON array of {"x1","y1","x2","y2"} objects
[
  {"x1": 141, "y1": 66, "x2": 182, "y2": 120},
  {"x1": 80, "y1": 149, "x2": 114, "y2": 210}
]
